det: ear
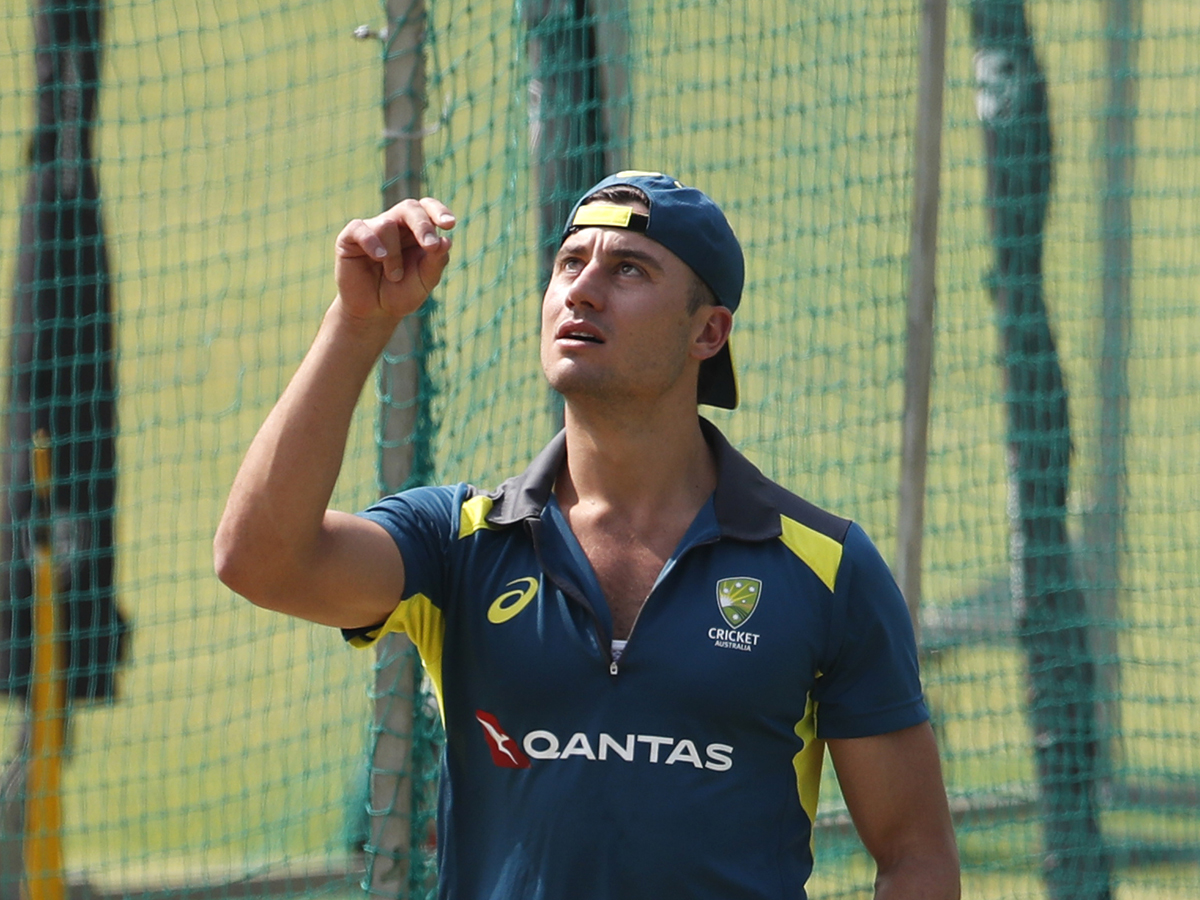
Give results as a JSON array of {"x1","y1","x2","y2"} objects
[{"x1": 691, "y1": 305, "x2": 734, "y2": 362}]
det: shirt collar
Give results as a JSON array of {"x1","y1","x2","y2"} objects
[{"x1": 484, "y1": 418, "x2": 783, "y2": 542}]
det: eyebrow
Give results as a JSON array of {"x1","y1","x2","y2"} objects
[{"x1": 556, "y1": 241, "x2": 666, "y2": 275}]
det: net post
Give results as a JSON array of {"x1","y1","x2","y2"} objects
[
  {"x1": 896, "y1": 0, "x2": 948, "y2": 641},
  {"x1": 970, "y1": 3, "x2": 1114, "y2": 894},
  {"x1": 1086, "y1": 0, "x2": 1140, "y2": 780},
  {"x1": 592, "y1": 0, "x2": 631, "y2": 175},
  {"x1": 525, "y1": 0, "x2": 630, "y2": 428},
  {"x1": 369, "y1": 0, "x2": 428, "y2": 896}
]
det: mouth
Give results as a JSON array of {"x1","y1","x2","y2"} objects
[{"x1": 555, "y1": 321, "x2": 605, "y2": 344}]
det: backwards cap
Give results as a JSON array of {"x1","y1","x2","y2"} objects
[{"x1": 561, "y1": 171, "x2": 744, "y2": 409}]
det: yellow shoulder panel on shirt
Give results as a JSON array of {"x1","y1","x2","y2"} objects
[
  {"x1": 779, "y1": 515, "x2": 843, "y2": 592},
  {"x1": 347, "y1": 592, "x2": 447, "y2": 722},
  {"x1": 459, "y1": 495, "x2": 496, "y2": 539}
]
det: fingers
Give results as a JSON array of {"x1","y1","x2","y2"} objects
[
  {"x1": 417, "y1": 197, "x2": 457, "y2": 240},
  {"x1": 414, "y1": 232, "x2": 455, "y2": 296},
  {"x1": 336, "y1": 198, "x2": 457, "y2": 284},
  {"x1": 334, "y1": 198, "x2": 457, "y2": 320},
  {"x1": 335, "y1": 219, "x2": 398, "y2": 280}
]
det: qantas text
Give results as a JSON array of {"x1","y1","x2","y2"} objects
[{"x1": 522, "y1": 730, "x2": 733, "y2": 770}]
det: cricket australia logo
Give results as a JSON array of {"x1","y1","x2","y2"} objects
[
  {"x1": 717, "y1": 577, "x2": 761, "y2": 628},
  {"x1": 709, "y1": 577, "x2": 762, "y2": 653}
]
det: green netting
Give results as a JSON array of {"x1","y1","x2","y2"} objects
[{"x1": 0, "y1": 1, "x2": 1197, "y2": 898}]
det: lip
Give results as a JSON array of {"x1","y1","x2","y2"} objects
[{"x1": 554, "y1": 320, "x2": 606, "y2": 344}]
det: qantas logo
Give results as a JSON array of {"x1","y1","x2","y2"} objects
[
  {"x1": 475, "y1": 710, "x2": 532, "y2": 768},
  {"x1": 475, "y1": 710, "x2": 733, "y2": 772}
]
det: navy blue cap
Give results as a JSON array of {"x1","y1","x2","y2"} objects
[{"x1": 561, "y1": 171, "x2": 743, "y2": 409}]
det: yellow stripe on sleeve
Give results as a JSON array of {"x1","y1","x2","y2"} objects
[
  {"x1": 792, "y1": 694, "x2": 825, "y2": 847},
  {"x1": 346, "y1": 593, "x2": 447, "y2": 722},
  {"x1": 779, "y1": 515, "x2": 843, "y2": 592}
]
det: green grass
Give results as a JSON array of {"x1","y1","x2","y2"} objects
[{"x1": 1, "y1": 0, "x2": 1198, "y2": 896}]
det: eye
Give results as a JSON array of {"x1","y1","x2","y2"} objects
[
  {"x1": 617, "y1": 261, "x2": 644, "y2": 277},
  {"x1": 556, "y1": 255, "x2": 584, "y2": 275}
]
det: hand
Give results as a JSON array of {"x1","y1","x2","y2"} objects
[{"x1": 334, "y1": 197, "x2": 457, "y2": 323}]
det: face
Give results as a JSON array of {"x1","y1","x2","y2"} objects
[{"x1": 540, "y1": 205, "x2": 731, "y2": 408}]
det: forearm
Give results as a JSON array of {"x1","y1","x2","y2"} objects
[
  {"x1": 214, "y1": 300, "x2": 397, "y2": 603},
  {"x1": 828, "y1": 726, "x2": 960, "y2": 900},
  {"x1": 874, "y1": 851, "x2": 961, "y2": 900},
  {"x1": 216, "y1": 197, "x2": 454, "y2": 619}
]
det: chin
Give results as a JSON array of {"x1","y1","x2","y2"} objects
[
  {"x1": 545, "y1": 372, "x2": 601, "y2": 399},
  {"x1": 543, "y1": 366, "x2": 620, "y2": 404}
]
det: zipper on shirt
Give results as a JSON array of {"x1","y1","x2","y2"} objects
[
  {"x1": 609, "y1": 594, "x2": 649, "y2": 676},
  {"x1": 531, "y1": 514, "x2": 721, "y2": 678},
  {"x1": 608, "y1": 530, "x2": 721, "y2": 677}
]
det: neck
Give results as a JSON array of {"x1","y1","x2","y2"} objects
[{"x1": 556, "y1": 399, "x2": 717, "y2": 520}]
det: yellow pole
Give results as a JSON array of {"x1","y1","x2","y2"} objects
[{"x1": 22, "y1": 430, "x2": 65, "y2": 900}]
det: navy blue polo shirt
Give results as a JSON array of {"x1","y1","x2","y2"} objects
[{"x1": 346, "y1": 419, "x2": 928, "y2": 900}]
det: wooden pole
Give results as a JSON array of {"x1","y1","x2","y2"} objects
[
  {"x1": 368, "y1": 1, "x2": 427, "y2": 896},
  {"x1": 1087, "y1": 0, "x2": 1140, "y2": 780},
  {"x1": 22, "y1": 431, "x2": 65, "y2": 900},
  {"x1": 896, "y1": 0, "x2": 948, "y2": 641},
  {"x1": 380, "y1": 0, "x2": 428, "y2": 495}
]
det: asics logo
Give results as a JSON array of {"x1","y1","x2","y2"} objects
[
  {"x1": 475, "y1": 710, "x2": 532, "y2": 769},
  {"x1": 487, "y1": 576, "x2": 538, "y2": 624}
]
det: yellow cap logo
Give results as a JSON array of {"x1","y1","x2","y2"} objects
[{"x1": 570, "y1": 203, "x2": 636, "y2": 229}]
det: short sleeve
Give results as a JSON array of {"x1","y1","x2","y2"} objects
[
  {"x1": 811, "y1": 523, "x2": 929, "y2": 739},
  {"x1": 340, "y1": 484, "x2": 463, "y2": 646}
]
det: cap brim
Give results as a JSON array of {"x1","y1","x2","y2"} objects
[{"x1": 698, "y1": 339, "x2": 738, "y2": 409}]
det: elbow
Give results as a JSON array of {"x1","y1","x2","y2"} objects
[
  {"x1": 213, "y1": 523, "x2": 254, "y2": 601},
  {"x1": 214, "y1": 513, "x2": 323, "y2": 620},
  {"x1": 213, "y1": 518, "x2": 283, "y2": 611}
]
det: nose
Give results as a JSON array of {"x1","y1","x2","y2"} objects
[{"x1": 563, "y1": 258, "x2": 606, "y2": 311}]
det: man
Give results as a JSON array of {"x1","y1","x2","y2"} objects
[{"x1": 215, "y1": 172, "x2": 960, "y2": 899}]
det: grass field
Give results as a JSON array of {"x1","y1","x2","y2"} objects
[{"x1": 1, "y1": 0, "x2": 1198, "y2": 896}]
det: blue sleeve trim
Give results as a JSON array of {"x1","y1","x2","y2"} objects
[{"x1": 817, "y1": 697, "x2": 930, "y2": 740}]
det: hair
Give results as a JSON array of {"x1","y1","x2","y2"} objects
[
  {"x1": 583, "y1": 184, "x2": 649, "y2": 207},
  {"x1": 580, "y1": 185, "x2": 717, "y2": 315}
]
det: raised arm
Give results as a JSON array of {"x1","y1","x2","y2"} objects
[
  {"x1": 827, "y1": 722, "x2": 961, "y2": 900},
  {"x1": 214, "y1": 197, "x2": 456, "y2": 628}
]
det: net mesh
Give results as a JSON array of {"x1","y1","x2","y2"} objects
[{"x1": 0, "y1": 0, "x2": 1197, "y2": 898}]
